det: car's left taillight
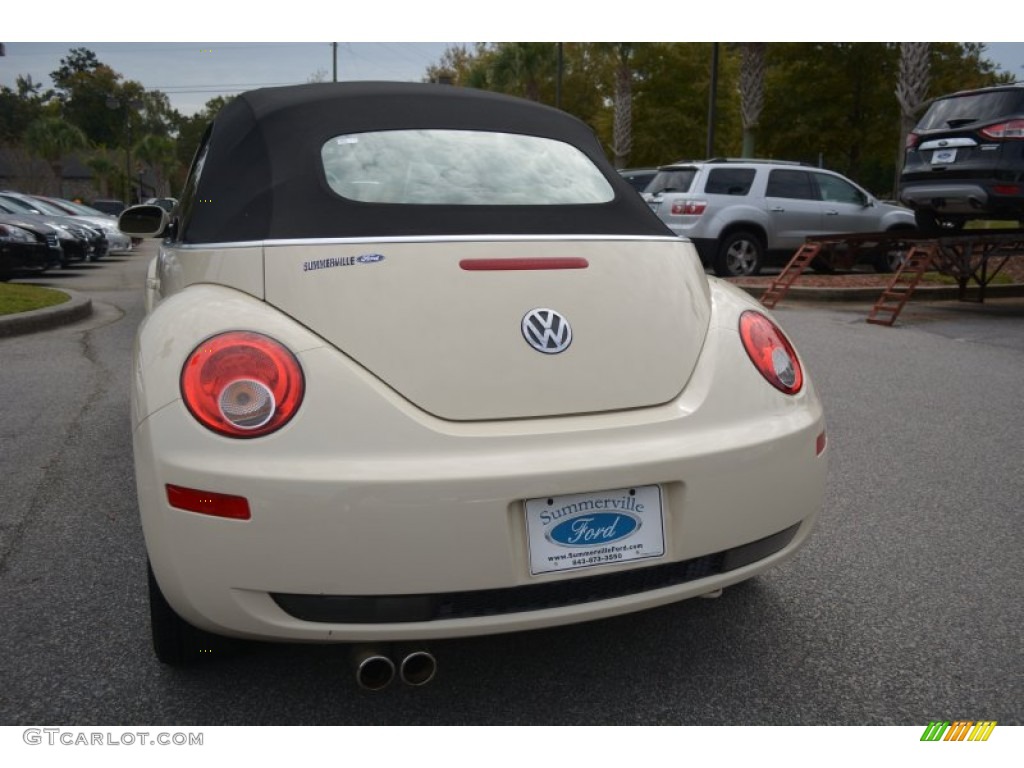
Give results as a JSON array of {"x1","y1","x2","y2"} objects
[
  {"x1": 180, "y1": 331, "x2": 305, "y2": 438},
  {"x1": 739, "y1": 311, "x2": 803, "y2": 395}
]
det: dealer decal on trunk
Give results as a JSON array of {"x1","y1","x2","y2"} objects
[{"x1": 302, "y1": 253, "x2": 385, "y2": 272}]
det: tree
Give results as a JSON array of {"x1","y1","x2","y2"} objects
[
  {"x1": 625, "y1": 43, "x2": 739, "y2": 166},
  {"x1": 487, "y1": 43, "x2": 557, "y2": 102},
  {"x1": 597, "y1": 43, "x2": 635, "y2": 169},
  {"x1": 84, "y1": 148, "x2": 120, "y2": 198},
  {"x1": 895, "y1": 43, "x2": 931, "y2": 193},
  {"x1": 134, "y1": 134, "x2": 178, "y2": 197},
  {"x1": 425, "y1": 44, "x2": 482, "y2": 85},
  {"x1": 50, "y1": 47, "x2": 102, "y2": 91},
  {"x1": 23, "y1": 117, "x2": 89, "y2": 196},
  {"x1": 738, "y1": 43, "x2": 767, "y2": 157},
  {"x1": 170, "y1": 95, "x2": 235, "y2": 191}
]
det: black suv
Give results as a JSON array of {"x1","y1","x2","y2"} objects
[{"x1": 900, "y1": 84, "x2": 1024, "y2": 233}]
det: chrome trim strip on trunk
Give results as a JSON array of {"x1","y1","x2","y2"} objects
[{"x1": 170, "y1": 234, "x2": 685, "y2": 250}]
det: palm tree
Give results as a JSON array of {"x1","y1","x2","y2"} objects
[
  {"x1": 895, "y1": 43, "x2": 930, "y2": 195},
  {"x1": 610, "y1": 44, "x2": 634, "y2": 170},
  {"x1": 23, "y1": 116, "x2": 89, "y2": 196},
  {"x1": 85, "y1": 147, "x2": 119, "y2": 198},
  {"x1": 739, "y1": 43, "x2": 767, "y2": 157},
  {"x1": 133, "y1": 134, "x2": 178, "y2": 198}
]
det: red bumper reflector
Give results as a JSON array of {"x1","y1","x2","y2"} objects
[
  {"x1": 460, "y1": 258, "x2": 589, "y2": 271},
  {"x1": 816, "y1": 431, "x2": 827, "y2": 456},
  {"x1": 166, "y1": 484, "x2": 251, "y2": 520}
]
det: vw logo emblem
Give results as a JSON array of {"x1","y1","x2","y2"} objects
[{"x1": 522, "y1": 308, "x2": 572, "y2": 354}]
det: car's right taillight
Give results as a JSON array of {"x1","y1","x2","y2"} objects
[
  {"x1": 905, "y1": 132, "x2": 920, "y2": 150},
  {"x1": 180, "y1": 331, "x2": 305, "y2": 438},
  {"x1": 980, "y1": 120, "x2": 1024, "y2": 140},
  {"x1": 739, "y1": 311, "x2": 803, "y2": 395},
  {"x1": 670, "y1": 200, "x2": 707, "y2": 216}
]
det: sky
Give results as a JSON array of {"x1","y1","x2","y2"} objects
[
  {"x1": 2, "y1": 4, "x2": 1022, "y2": 116},
  {"x1": 2, "y1": 40, "x2": 1021, "y2": 118},
  {"x1": 0, "y1": 42, "x2": 463, "y2": 115}
]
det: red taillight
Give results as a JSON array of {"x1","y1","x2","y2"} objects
[
  {"x1": 166, "y1": 484, "x2": 251, "y2": 520},
  {"x1": 980, "y1": 120, "x2": 1024, "y2": 140},
  {"x1": 670, "y1": 200, "x2": 707, "y2": 216},
  {"x1": 460, "y1": 258, "x2": 589, "y2": 270},
  {"x1": 180, "y1": 331, "x2": 305, "y2": 438},
  {"x1": 905, "y1": 132, "x2": 920, "y2": 150},
  {"x1": 992, "y1": 184, "x2": 1022, "y2": 196},
  {"x1": 739, "y1": 311, "x2": 804, "y2": 395}
]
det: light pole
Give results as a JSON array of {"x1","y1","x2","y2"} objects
[{"x1": 106, "y1": 95, "x2": 143, "y2": 204}]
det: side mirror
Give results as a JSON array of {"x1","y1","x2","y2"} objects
[{"x1": 118, "y1": 204, "x2": 168, "y2": 238}]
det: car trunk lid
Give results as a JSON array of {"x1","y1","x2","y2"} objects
[{"x1": 263, "y1": 238, "x2": 711, "y2": 421}]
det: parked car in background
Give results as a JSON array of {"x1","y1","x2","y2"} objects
[
  {"x1": 90, "y1": 199, "x2": 127, "y2": 216},
  {"x1": 899, "y1": 84, "x2": 1024, "y2": 233},
  {"x1": 32, "y1": 195, "x2": 134, "y2": 252},
  {"x1": 144, "y1": 197, "x2": 178, "y2": 214},
  {"x1": 644, "y1": 159, "x2": 918, "y2": 276},
  {"x1": 0, "y1": 198, "x2": 98, "y2": 265},
  {"x1": 617, "y1": 167, "x2": 659, "y2": 194},
  {"x1": 0, "y1": 218, "x2": 52, "y2": 280},
  {"x1": 120, "y1": 82, "x2": 826, "y2": 679},
  {"x1": 0, "y1": 192, "x2": 128, "y2": 255},
  {"x1": 0, "y1": 212, "x2": 64, "y2": 269}
]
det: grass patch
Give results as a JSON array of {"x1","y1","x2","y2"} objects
[
  {"x1": 0, "y1": 283, "x2": 71, "y2": 316},
  {"x1": 964, "y1": 219, "x2": 1019, "y2": 230}
]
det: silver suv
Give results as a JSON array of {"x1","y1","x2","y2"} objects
[{"x1": 644, "y1": 159, "x2": 917, "y2": 276}]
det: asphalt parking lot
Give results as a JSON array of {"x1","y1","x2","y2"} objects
[{"x1": 0, "y1": 244, "x2": 1021, "y2": 725}]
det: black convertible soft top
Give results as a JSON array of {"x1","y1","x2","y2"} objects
[{"x1": 180, "y1": 82, "x2": 671, "y2": 243}]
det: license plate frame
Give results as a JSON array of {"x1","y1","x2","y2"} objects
[{"x1": 524, "y1": 485, "x2": 665, "y2": 576}]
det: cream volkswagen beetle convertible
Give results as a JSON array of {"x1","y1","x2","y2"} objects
[{"x1": 121, "y1": 82, "x2": 827, "y2": 686}]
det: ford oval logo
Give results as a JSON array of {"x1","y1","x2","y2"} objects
[{"x1": 547, "y1": 513, "x2": 640, "y2": 547}]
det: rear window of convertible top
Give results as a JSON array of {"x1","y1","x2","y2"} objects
[{"x1": 320, "y1": 129, "x2": 615, "y2": 205}]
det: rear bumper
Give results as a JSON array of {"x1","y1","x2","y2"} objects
[
  {"x1": 899, "y1": 180, "x2": 1024, "y2": 215},
  {"x1": 134, "y1": 280, "x2": 827, "y2": 643},
  {"x1": 137, "y1": 404, "x2": 825, "y2": 642}
]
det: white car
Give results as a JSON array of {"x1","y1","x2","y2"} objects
[{"x1": 120, "y1": 82, "x2": 827, "y2": 688}]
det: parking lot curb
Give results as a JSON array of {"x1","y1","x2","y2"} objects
[
  {"x1": 734, "y1": 282, "x2": 1024, "y2": 303},
  {"x1": 0, "y1": 290, "x2": 92, "y2": 338}
]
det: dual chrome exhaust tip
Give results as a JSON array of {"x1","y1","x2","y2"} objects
[{"x1": 353, "y1": 647, "x2": 437, "y2": 691}]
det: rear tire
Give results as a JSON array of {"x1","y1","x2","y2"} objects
[
  {"x1": 873, "y1": 230, "x2": 912, "y2": 273},
  {"x1": 714, "y1": 231, "x2": 764, "y2": 277},
  {"x1": 148, "y1": 561, "x2": 236, "y2": 665},
  {"x1": 810, "y1": 244, "x2": 836, "y2": 274}
]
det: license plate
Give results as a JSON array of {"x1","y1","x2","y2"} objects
[
  {"x1": 932, "y1": 148, "x2": 957, "y2": 164},
  {"x1": 524, "y1": 486, "x2": 665, "y2": 575}
]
